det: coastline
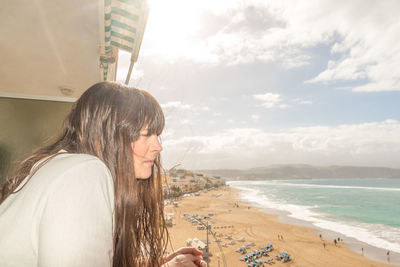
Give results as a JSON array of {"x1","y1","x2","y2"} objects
[
  {"x1": 234, "y1": 188, "x2": 400, "y2": 266},
  {"x1": 231, "y1": 183, "x2": 400, "y2": 266},
  {"x1": 165, "y1": 186, "x2": 397, "y2": 267}
]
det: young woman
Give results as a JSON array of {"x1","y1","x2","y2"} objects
[{"x1": 0, "y1": 82, "x2": 205, "y2": 267}]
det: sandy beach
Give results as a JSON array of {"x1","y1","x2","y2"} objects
[{"x1": 164, "y1": 186, "x2": 395, "y2": 267}]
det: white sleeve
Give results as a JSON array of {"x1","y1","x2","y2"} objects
[{"x1": 38, "y1": 159, "x2": 114, "y2": 267}]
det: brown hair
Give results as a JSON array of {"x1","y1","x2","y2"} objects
[{"x1": 0, "y1": 81, "x2": 168, "y2": 266}]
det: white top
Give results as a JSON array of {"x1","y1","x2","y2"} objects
[{"x1": 0, "y1": 152, "x2": 115, "y2": 267}]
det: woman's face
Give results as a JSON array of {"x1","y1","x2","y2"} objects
[{"x1": 131, "y1": 126, "x2": 163, "y2": 179}]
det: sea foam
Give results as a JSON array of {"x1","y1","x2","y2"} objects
[{"x1": 229, "y1": 180, "x2": 400, "y2": 253}]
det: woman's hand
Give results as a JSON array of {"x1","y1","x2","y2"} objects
[{"x1": 163, "y1": 247, "x2": 207, "y2": 267}]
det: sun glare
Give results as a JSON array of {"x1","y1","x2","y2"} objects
[{"x1": 144, "y1": 0, "x2": 203, "y2": 60}]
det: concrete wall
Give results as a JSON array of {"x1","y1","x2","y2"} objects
[{"x1": 0, "y1": 97, "x2": 72, "y2": 183}]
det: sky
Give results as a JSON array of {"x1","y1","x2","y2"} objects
[{"x1": 117, "y1": 0, "x2": 400, "y2": 170}]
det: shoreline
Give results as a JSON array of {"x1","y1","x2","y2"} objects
[
  {"x1": 165, "y1": 186, "x2": 397, "y2": 266},
  {"x1": 234, "y1": 189, "x2": 400, "y2": 266}
]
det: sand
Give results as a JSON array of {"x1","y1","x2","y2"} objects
[{"x1": 164, "y1": 186, "x2": 395, "y2": 267}]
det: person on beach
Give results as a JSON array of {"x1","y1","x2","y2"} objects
[{"x1": 0, "y1": 82, "x2": 206, "y2": 267}]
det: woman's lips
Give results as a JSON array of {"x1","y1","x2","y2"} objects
[{"x1": 144, "y1": 160, "x2": 154, "y2": 166}]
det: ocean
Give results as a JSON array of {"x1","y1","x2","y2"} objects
[{"x1": 228, "y1": 178, "x2": 400, "y2": 257}]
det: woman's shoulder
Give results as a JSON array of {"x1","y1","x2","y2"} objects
[
  {"x1": 51, "y1": 152, "x2": 106, "y2": 166},
  {"x1": 29, "y1": 152, "x2": 114, "y2": 194},
  {"x1": 45, "y1": 152, "x2": 108, "y2": 172}
]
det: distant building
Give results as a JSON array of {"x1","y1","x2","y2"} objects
[{"x1": 163, "y1": 168, "x2": 225, "y2": 197}]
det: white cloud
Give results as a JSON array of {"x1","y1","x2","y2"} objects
[
  {"x1": 253, "y1": 93, "x2": 286, "y2": 108},
  {"x1": 213, "y1": 112, "x2": 222, "y2": 117},
  {"x1": 143, "y1": 0, "x2": 400, "y2": 92},
  {"x1": 143, "y1": 0, "x2": 314, "y2": 67},
  {"x1": 251, "y1": 114, "x2": 259, "y2": 122},
  {"x1": 162, "y1": 119, "x2": 400, "y2": 169},
  {"x1": 161, "y1": 101, "x2": 192, "y2": 110},
  {"x1": 117, "y1": 51, "x2": 145, "y2": 84},
  {"x1": 286, "y1": 0, "x2": 400, "y2": 92},
  {"x1": 292, "y1": 98, "x2": 313, "y2": 105}
]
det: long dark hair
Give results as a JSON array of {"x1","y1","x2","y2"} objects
[{"x1": 0, "y1": 81, "x2": 168, "y2": 266}]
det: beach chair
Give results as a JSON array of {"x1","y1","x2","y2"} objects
[
  {"x1": 275, "y1": 254, "x2": 283, "y2": 261},
  {"x1": 276, "y1": 251, "x2": 291, "y2": 262},
  {"x1": 253, "y1": 249, "x2": 261, "y2": 258},
  {"x1": 261, "y1": 249, "x2": 269, "y2": 256},
  {"x1": 262, "y1": 259, "x2": 274, "y2": 265},
  {"x1": 237, "y1": 245, "x2": 247, "y2": 254},
  {"x1": 245, "y1": 253, "x2": 254, "y2": 262},
  {"x1": 250, "y1": 260, "x2": 264, "y2": 267},
  {"x1": 252, "y1": 251, "x2": 259, "y2": 259},
  {"x1": 282, "y1": 253, "x2": 291, "y2": 263}
]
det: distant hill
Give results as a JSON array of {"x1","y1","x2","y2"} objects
[{"x1": 196, "y1": 164, "x2": 400, "y2": 180}]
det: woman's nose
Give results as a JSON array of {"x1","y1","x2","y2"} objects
[{"x1": 151, "y1": 135, "x2": 163, "y2": 153}]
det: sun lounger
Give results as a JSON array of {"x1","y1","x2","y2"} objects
[{"x1": 275, "y1": 251, "x2": 291, "y2": 262}]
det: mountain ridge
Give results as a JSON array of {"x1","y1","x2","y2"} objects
[{"x1": 196, "y1": 164, "x2": 400, "y2": 180}]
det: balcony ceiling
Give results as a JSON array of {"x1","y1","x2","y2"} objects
[{"x1": 0, "y1": 0, "x2": 102, "y2": 101}]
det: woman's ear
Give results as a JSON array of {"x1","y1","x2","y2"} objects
[{"x1": 130, "y1": 142, "x2": 135, "y2": 151}]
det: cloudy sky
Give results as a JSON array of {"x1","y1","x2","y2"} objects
[{"x1": 118, "y1": 0, "x2": 400, "y2": 170}]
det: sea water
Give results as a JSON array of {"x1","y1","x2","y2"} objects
[{"x1": 228, "y1": 178, "x2": 400, "y2": 255}]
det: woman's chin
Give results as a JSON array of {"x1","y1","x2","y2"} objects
[
  {"x1": 136, "y1": 172, "x2": 152, "y2": 179},
  {"x1": 136, "y1": 176, "x2": 151, "y2": 180}
]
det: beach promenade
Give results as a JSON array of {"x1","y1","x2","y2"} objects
[{"x1": 165, "y1": 186, "x2": 394, "y2": 267}]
